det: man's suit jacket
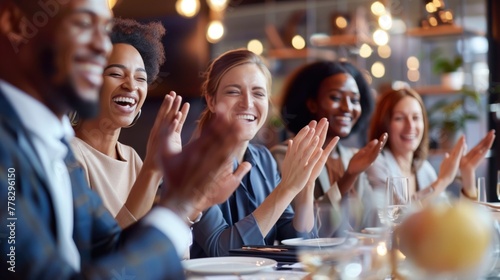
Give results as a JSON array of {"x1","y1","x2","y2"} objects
[{"x1": 0, "y1": 90, "x2": 185, "y2": 279}]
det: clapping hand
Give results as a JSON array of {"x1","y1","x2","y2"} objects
[
  {"x1": 346, "y1": 132, "x2": 388, "y2": 176},
  {"x1": 144, "y1": 91, "x2": 190, "y2": 172},
  {"x1": 158, "y1": 105, "x2": 250, "y2": 221}
]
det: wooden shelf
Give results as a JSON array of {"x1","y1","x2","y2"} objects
[
  {"x1": 406, "y1": 25, "x2": 483, "y2": 38},
  {"x1": 266, "y1": 48, "x2": 335, "y2": 60},
  {"x1": 414, "y1": 85, "x2": 461, "y2": 95},
  {"x1": 310, "y1": 33, "x2": 373, "y2": 47}
]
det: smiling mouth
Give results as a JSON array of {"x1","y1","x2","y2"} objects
[
  {"x1": 236, "y1": 114, "x2": 257, "y2": 122},
  {"x1": 113, "y1": 96, "x2": 137, "y2": 107},
  {"x1": 401, "y1": 134, "x2": 417, "y2": 140}
]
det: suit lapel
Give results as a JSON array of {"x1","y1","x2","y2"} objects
[{"x1": 0, "y1": 90, "x2": 50, "y2": 187}]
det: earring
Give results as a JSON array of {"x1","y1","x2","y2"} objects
[
  {"x1": 126, "y1": 109, "x2": 141, "y2": 128},
  {"x1": 68, "y1": 111, "x2": 79, "y2": 126}
]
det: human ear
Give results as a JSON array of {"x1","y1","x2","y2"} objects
[
  {"x1": 206, "y1": 95, "x2": 216, "y2": 113},
  {"x1": 0, "y1": 2, "x2": 28, "y2": 51},
  {"x1": 306, "y1": 98, "x2": 318, "y2": 114}
]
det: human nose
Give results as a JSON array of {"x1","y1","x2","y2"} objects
[
  {"x1": 122, "y1": 77, "x2": 139, "y2": 92},
  {"x1": 405, "y1": 116, "x2": 415, "y2": 128},
  {"x1": 91, "y1": 25, "x2": 112, "y2": 57},
  {"x1": 340, "y1": 96, "x2": 353, "y2": 112},
  {"x1": 239, "y1": 92, "x2": 254, "y2": 109}
]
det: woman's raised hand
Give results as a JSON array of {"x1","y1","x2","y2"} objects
[
  {"x1": 144, "y1": 91, "x2": 190, "y2": 171},
  {"x1": 280, "y1": 118, "x2": 336, "y2": 193},
  {"x1": 346, "y1": 132, "x2": 388, "y2": 176},
  {"x1": 434, "y1": 135, "x2": 466, "y2": 193},
  {"x1": 307, "y1": 119, "x2": 339, "y2": 186},
  {"x1": 460, "y1": 130, "x2": 495, "y2": 174}
]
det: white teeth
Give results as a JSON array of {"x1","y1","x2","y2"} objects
[
  {"x1": 236, "y1": 114, "x2": 256, "y2": 121},
  {"x1": 401, "y1": 134, "x2": 416, "y2": 140},
  {"x1": 113, "y1": 97, "x2": 136, "y2": 106},
  {"x1": 335, "y1": 116, "x2": 351, "y2": 122},
  {"x1": 79, "y1": 63, "x2": 104, "y2": 74}
]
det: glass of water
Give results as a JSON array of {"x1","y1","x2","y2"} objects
[
  {"x1": 385, "y1": 177, "x2": 410, "y2": 225},
  {"x1": 496, "y1": 171, "x2": 500, "y2": 200}
]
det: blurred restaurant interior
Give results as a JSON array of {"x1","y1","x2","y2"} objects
[{"x1": 111, "y1": 0, "x2": 500, "y2": 201}]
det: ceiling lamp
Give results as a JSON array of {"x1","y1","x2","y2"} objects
[
  {"x1": 176, "y1": 0, "x2": 200, "y2": 18},
  {"x1": 207, "y1": 0, "x2": 228, "y2": 12},
  {"x1": 207, "y1": 20, "x2": 224, "y2": 43}
]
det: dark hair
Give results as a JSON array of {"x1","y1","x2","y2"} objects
[
  {"x1": 110, "y1": 18, "x2": 166, "y2": 85},
  {"x1": 196, "y1": 49, "x2": 271, "y2": 135},
  {"x1": 280, "y1": 60, "x2": 373, "y2": 135},
  {"x1": 368, "y1": 87, "x2": 429, "y2": 170}
]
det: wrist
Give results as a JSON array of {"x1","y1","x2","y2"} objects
[{"x1": 461, "y1": 187, "x2": 477, "y2": 200}]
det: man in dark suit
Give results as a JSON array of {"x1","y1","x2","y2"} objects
[{"x1": 0, "y1": 0, "x2": 250, "y2": 279}]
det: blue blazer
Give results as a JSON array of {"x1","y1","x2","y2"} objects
[
  {"x1": 0, "y1": 90, "x2": 184, "y2": 279},
  {"x1": 191, "y1": 144, "x2": 310, "y2": 258}
]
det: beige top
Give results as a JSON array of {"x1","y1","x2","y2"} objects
[{"x1": 71, "y1": 137, "x2": 142, "y2": 228}]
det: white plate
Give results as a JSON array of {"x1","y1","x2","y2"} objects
[
  {"x1": 183, "y1": 256, "x2": 277, "y2": 275},
  {"x1": 362, "y1": 227, "x2": 386, "y2": 234},
  {"x1": 281, "y1": 237, "x2": 345, "y2": 247},
  {"x1": 345, "y1": 230, "x2": 380, "y2": 239}
]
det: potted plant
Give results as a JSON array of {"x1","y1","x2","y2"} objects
[
  {"x1": 431, "y1": 50, "x2": 464, "y2": 90},
  {"x1": 428, "y1": 86, "x2": 480, "y2": 149}
]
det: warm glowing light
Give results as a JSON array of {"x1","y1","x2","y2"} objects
[
  {"x1": 176, "y1": 0, "x2": 200, "y2": 18},
  {"x1": 207, "y1": 20, "x2": 224, "y2": 43},
  {"x1": 247, "y1": 39, "x2": 264, "y2": 55},
  {"x1": 391, "y1": 18, "x2": 407, "y2": 34},
  {"x1": 377, "y1": 45, "x2": 391, "y2": 58},
  {"x1": 378, "y1": 14, "x2": 392, "y2": 30},
  {"x1": 444, "y1": 11, "x2": 453, "y2": 21},
  {"x1": 207, "y1": 0, "x2": 228, "y2": 12},
  {"x1": 371, "y1": 62, "x2": 385, "y2": 78},
  {"x1": 429, "y1": 16, "x2": 438, "y2": 26},
  {"x1": 433, "y1": 0, "x2": 442, "y2": 8},
  {"x1": 377, "y1": 242, "x2": 387, "y2": 256},
  {"x1": 408, "y1": 69, "x2": 420, "y2": 82},
  {"x1": 407, "y1": 56, "x2": 420, "y2": 70},
  {"x1": 426, "y1": 3, "x2": 437, "y2": 13},
  {"x1": 108, "y1": 0, "x2": 118, "y2": 9},
  {"x1": 373, "y1": 29, "x2": 389, "y2": 46},
  {"x1": 291, "y1": 35, "x2": 306, "y2": 50},
  {"x1": 371, "y1": 1, "x2": 386, "y2": 16},
  {"x1": 359, "y1": 43, "x2": 373, "y2": 58},
  {"x1": 336, "y1": 16, "x2": 348, "y2": 29}
]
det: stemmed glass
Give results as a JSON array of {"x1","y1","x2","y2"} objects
[
  {"x1": 385, "y1": 177, "x2": 410, "y2": 226},
  {"x1": 385, "y1": 176, "x2": 410, "y2": 279},
  {"x1": 496, "y1": 171, "x2": 500, "y2": 200}
]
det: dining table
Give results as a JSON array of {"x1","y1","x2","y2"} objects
[{"x1": 184, "y1": 202, "x2": 500, "y2": 280}]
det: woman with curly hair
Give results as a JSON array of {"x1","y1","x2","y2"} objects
[
  {"x1": 271, "y1": 60, "x2": 387, "y2": 236},
  {"x1": 72, "y1": 18, "x2": 190, "y2": 228}
]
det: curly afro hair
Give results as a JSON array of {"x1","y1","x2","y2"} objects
[{"x1": 110, "y1": 18, "x2": 166, "y2": 85}]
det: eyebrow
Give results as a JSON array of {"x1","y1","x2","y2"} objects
[
  {"x1": 223, "y1": 84, "x2": 266, "y2": 91},
  {"x1": 104, "y1": 64, "x2": 146, "y2": 73}
]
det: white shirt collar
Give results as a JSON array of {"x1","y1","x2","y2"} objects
[{"x1": 0, "y1": 80, "x2": 74, "y2": 156}]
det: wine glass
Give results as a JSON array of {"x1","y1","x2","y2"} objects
[
  {"x1": 478, "y1": 177, "x2": 487, "y2": 203},
  {"x1": 385, "y1": 177, "x2": 410, "y2": 226},
  {"x1": 496, "y1": 171, "x2": 500, "y2": 200}
]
